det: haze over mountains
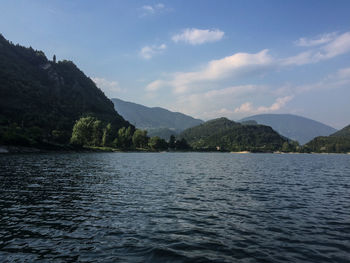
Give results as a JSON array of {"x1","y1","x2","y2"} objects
[
  {"x1": 112, "y1": 98, "x2": 338, "y2": 145},
  {"x1": 112, "y1": 98, "x2": 203, "y2": 136},
  {"x1": 240, "y1": 114, "x2": 337, "y2": 145}
]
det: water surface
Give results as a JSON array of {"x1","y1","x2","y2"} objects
[{"x1": 0, "y1": 153, "x2": 349, "y2": 262}]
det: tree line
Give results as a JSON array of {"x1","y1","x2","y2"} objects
[{"x1": 70, "y1": 116, "x2": 191, "y2": 151}]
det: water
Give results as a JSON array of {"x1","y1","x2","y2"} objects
[{"x1": 0, "y1": 152, "x2": 349, "y2": 263}]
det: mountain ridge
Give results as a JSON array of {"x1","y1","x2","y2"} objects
[
  {"x1": 179, "y1": 117, "x2": 295, "y2": 152},
  {"x1": 305, "y1": 124, "x2": 350, "y2": 153},
  {"x1": 240, "y1": 113, "x2": 337, "y2": 144},
  {"x1": 112, "y1": 98, "x2": 203, "y2": 132}
]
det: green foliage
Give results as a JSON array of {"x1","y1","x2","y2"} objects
[
  {"x1": 0, "y1": 124, "x2": 32, "y2": 146},
  {"x1": 51, "y1": 130, "x2": 70, "y2": 144},
  {"x1": 304, "y1": 136, "x2": 350, "y2": 153},
  {"x1": 132, "y1": 129, "x2": 149, "y2": 149},
  {"x1": 148, "y1": 136, "x2": 168, "y2": 151},
  {"x1": 303, "y1": 124, "x2": 350, "y2": 153},
  {"x1": 169, "y1": 135, "x2": 176, "y2": 148},
  {"x1": 147, "y1": 128, "x2": 178, "y2": 141},
  {"x1": 179, "y1": 117, "x2": 288, "y2": 152},
  {"x1": 102, "y1": 123, "x2": 114, "y2": 147},
  {"x1": 70, "y1": 116, "x2": 106, "y2": 147},
  {"x1": 174, "y1": 138, "x2": 191, "y2": 151},
  {"x1": 114, "y1": 126, "x2": 133, "y2": 149},
  {"x1": 0, "y1": 34, "x2": 132, "y2": 147}
]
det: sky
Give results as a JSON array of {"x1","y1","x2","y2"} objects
[{"x1": 1, "y1": 0, "x2": 350, "y2": 128}]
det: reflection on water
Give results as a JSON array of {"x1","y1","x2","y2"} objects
[{"x1": 0, "y1": 152, "x2": 350, "y2": 262}]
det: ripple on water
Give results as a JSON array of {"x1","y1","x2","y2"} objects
[{"x1": 0, "y1": 152, "x2": 349, "y2": 262}]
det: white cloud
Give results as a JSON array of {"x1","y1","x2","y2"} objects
[
  {"x1": 146, "y1": 49, "x2": 273, "y2": 94},
  {"x1": 284, "y1": 32, "x2": 350, "y2": 65},
  {"x1": 91, "y1": 77, "x2": 123, "y2": 98},
  {"x1": 295, "y1": 32, "x2": 337, "y2": 47},
  {"x1": 295, "y1": 66, "x2": 350, "y2": 94},
  {"x1": 234, "y1": 96, "x2": 294, "y2": 114},
  {"x1": 141, "y1": 3, "x2": 166, "y2": 16},
  {"x1": 145, "y1": 79, "x2": 166, "y2": 91},
  {"x1": 145, "y1": 31, "x2": 350, "y2": 122},
  {"x1": 172, "y1": 28, "x2": 224, "y2": 45},
  {"x1": 166, "y1": 85, "x2": 262, "y2": 120},
  {"x1": 139, "y1": 44, "x2": 166, "y2": 59}
]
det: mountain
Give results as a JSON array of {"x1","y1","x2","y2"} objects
[
  {"x1": 179, "y1": 117, "x2": 293, "y2": 152},
  {"x1": 240, "y1": 114, "x2": 337, "y2": 145},
  {"x1": 304, "y1": 124, "x2": 350, "y2": 153},
  {"x1": 0, "y1": 34, "x2": 131, "y2": 146},
  {"x1": 147, "y1": 128, "x2": 178, "y2": 141},
  {"x1": 112, "y1": 98, "x2": 203, "y2": 132},
  {"x1": 330, "y1": 124, "x2": 350, "y2": 137}
]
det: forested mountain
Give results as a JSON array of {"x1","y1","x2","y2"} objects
[
  {"x1": 112, "y1": 98, "x2": 203, "y2": 132},
  {"x1": 305, "y1": 124, "x2": 350, "y2": 153},
  {"x1": 240, "y1": 114, "x2": 337, "y2": 145},
  {"x1": 330, "y1": 124, "x2": 350, "y2": 137},
  {"x1": 147, "y1": 128, "x2": 178, "y2": 141},
  {"x1": 179, "y1": 117, "x2": 295, "y2": 152},
  {"x1": 0, "y1": 34, "x2": 131, "y2": 146}
]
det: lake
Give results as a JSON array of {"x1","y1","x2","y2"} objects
[{"x1": 0, "y1": 152, "x2": 349, "y2": 262}]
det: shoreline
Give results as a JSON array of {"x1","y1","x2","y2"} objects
[{"x1": 1, "y1": 145, "x2": 350, "y2": 155}]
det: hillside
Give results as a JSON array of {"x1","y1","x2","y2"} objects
[
  {"x1": 240, "y1": 114, "x2": 337, "y2": 145},
  {"x1": 147, "y1": 128, "x2": 177, "y2": 141},
  {"x1": 0, "y1": 34, "x2": 131, "y2": 146},
  {"x1": 330, "y1": 124, "x2": 350, "y2": 137},
  {"x1": 305, "y1": 124, "x2": 350, "y2": 153},
  {"x1": 112, "y1": 98, "x2": 203, "y2": 132},
  {"x1": 179, "y1": 117, "x2": 293, "y2": 152}
]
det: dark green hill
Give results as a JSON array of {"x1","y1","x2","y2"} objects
[
  {"x1": 0, "y1": 34, "x2": 130, "y2": 146},
  {"x1": 179, "y1": 117, "x2": 292, "y2": 152},
  {"x1": 240, "y1": 114, "x2": 337, "y2": 145},
  {"x1": 112, "y1": 98, "x2": 203, "y2": 132},
  {"x1": 304, "y1": 124, "x2": 350, "y2": 153},
  {"x1": 330, "y1": 124, "x2": 350, "y2": 137}
]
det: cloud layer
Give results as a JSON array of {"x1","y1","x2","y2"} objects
[
  {"x1": 172, "y1": 28, "x2": 224, "y2": 45},
  {"x1": 143, "y1": 31, "x2": 350, "y2": 121},
  {"x1": 284, "y1": 32, "x2": 350, "y2": 65},
  {"x1": 146, "y1": 49, "x2": 273, "y2": 94}
]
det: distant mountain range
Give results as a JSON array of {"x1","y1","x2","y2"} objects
[
  {"x1": 240, "y1": 114, "x2": 337, "y2": 145},
  {"x1": 112, "y1": 98, "x2": 203, "y2": 136},
  {"x1": 179, "y1": 117, "x2": 293, "y2": 152}
]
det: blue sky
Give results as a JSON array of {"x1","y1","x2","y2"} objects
[{"x1": 1, "y1": 0, "x2": 350, "y2": 128}]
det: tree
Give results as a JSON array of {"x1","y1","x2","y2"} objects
[
  {"x1": 282, "y1": 141, "x2": 291, "y2": 152},
  {"x1": 102, "y1": 123, "x2": 114, "y2": 146},
  {"x1": 175, "y1": 138, "x2": 191, "y2": 150},
  {"x1": 53, "y1": 54, "x2": 56, "y2": 63},
  {"x1": 70, "y1": 116, "x2": 104, "y2": 146},
  {"x1": 132, "y1": 129, "x2": 149, "y2": 149},
  {"x1": 115, "y1": 126, "x2": 133, "y2": 149},
  {"x1": 148, "y1": 136, "x2": 168, "y2": 151},
  {"x1": 169, "y1": 135, "x2": 176, "y2": 148},
  {"x1": 92, "y1": 120, "x2": 103, "y2": 146}
]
